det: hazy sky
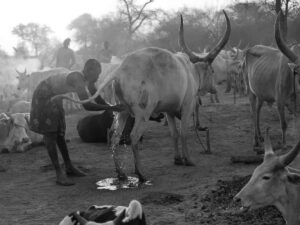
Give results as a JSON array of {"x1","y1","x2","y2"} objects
[{"x1": 0, "y1": 0, "x2": 234, "y2": 54}]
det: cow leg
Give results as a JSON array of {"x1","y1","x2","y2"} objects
[
  {"x1": 130, "y1": 116, "x2": 148, "y2": 182},
  {"x1": 166, "y1": 113, "x2": 182, "y2": 165},
  {"x1": 56, "y1": 135, "x2": 86, "y2": 177},
  {"x1": 277, "y1": 104, "x2": 287, "y2": 148},
  {"x1": 44, "y1": 134, "x2": 74, "y2": 186},
  {"x1": 225, "y1": 74, "x2": 232, "y2": 93},
  {"x1": 255, "y1": 98, "x2": 264, "y2": 144},
  {"x1": 181, "y1": 109, "x2": 195, "y2": 166},
  {"x1": 195, "y1": 103, "x2": 200, "y2": 129},
  {"x1": 210, "y1": 94, "x2": 215, "y2": 103},
  {"x1": 214, "y1": 92, "x2": 220, "y2": 103},
  {"x1": 111, "y1": 111, "x2": 130, "y2": 180},
  {"x1": 249, "y1": 92, "x2": 260, "y2": 147}
]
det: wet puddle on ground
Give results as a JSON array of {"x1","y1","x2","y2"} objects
[{"x1": 96, "y1": 176, "x2": 152, "y2": 191}]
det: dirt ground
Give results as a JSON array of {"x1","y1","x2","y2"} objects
[{"x1": 1, "y1": 87, "x2": 299, "y2": 225}]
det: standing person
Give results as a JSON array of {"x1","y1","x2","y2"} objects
[
  {"x1": 29, "y1": 59, "x2": 125, "y2": 186},
  {"x1": 97, "y1": 41, "x2": 113, "y2": 63},
  {"x1": 51, "y1": 38, "x2": 76, "y2": 69}
]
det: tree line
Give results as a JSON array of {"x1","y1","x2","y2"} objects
[{"x1": 5, "y1": 0, "x2": 300, "y2": 68}]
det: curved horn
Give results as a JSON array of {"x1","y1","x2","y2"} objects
[
  {"x1": 178, "y1": 14, "x2": 202, "y2": 63},
  {"x1": 113, "y1": 209, "x2": 126, "y2": 225},
  {"x1": 279, "y1": 140, "x2": 300, "y2": 166},
  {"x1": 15, "y1": 69, "x2": 21, "y2": 75},
  {"x1": 275, "y1": 10, "x2": 298, "y2": 63},
  {"x1": 264, "y1": 127, "x2": 274, "y2": 157},
  {"x1": 204, "y1": 10, "x2": 231, "y2": 63}
]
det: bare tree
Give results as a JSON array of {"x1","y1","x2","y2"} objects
[
  {"x1": 118, "y1": 0, "x2": 156, "y2": 40},
  {"x1": 263, "y1": 0, "x2": 299, "y2": 40}
]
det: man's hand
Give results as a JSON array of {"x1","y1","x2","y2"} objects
[{"x1": 110, "y1": 104, "x2": 127, "y2": 112}]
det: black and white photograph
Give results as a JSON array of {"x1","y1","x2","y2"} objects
[{"x1": 0, "y1": 0, "x2": 300, "y2": 224}]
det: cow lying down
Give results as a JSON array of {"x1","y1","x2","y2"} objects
[
  {"x1": 59, "y1": 200, "x2": 146, "y2": 225},
  {"x1": 77, "y1": 111, "x2": 164, "y2": 144},
  {"x1": 0, "y1": 112, "x2": 43, "y2": 153}
]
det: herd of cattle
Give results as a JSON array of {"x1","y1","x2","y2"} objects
[{"x1": 1, "y1": 10, "x2": 300, "y2": 225}]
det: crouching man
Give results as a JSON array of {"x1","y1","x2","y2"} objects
[{"x1": 29, "y1": 59, "x2": 125, "y2": 186}]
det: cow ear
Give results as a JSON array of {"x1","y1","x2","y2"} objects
[
  {"x1": 287, "y1": 173, "x2": 300, "y2": 184},
  {"x1": 288, "y1": 63, "x2": 296, "y2": 71}
]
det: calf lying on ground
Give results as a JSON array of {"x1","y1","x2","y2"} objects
[
  {"x1": 59, "y1": 200, "x2": 146, "y2": 225},
  {"x1": 0, "y1": 113, "x2": 43, "y2": 152}
]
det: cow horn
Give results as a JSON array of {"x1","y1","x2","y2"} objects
[
  {"x1": 279, "y1": 140, "x2": 300, "y2": 166},
  {"x1": 178, "y1": 14, "x2": 202, "y2": 63},
  {"x1": 264, "y1": 127, "x2": 274, "y2": 158},
  {"x1": 204, "y1": 10, "x2": 231, "y2": 63},
  {"x1": 275, "y1": 10, "x2": 298, "y2": 63},
  {"x1": 113, "y1": 209, "x2": 126, "y2": 225}
]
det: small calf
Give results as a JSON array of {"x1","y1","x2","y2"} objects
[{"x1": 59, "y1": 200, "x2": 146, "y2": 225}]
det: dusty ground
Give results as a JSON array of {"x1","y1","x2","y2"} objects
[{"x1": 1, "y1": 87, "x2": 299, "y2": 225}]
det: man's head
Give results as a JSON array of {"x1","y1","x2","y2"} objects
[
  {"x1": 63, "y1": 38, "x2": 71, "y2": 48},
  {"x1": 82, "y1": 59, "x2": 101, "y2": 83}
]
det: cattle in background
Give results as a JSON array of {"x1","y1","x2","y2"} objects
[
  {"x1": 16, "y1": 67, "x2": 82, "y2": 114},
  {"x1": 241, "y1": 40, "x2": 300, "y2": 149},
  {"x1": 54, "y1": 11, "x2": 231, "y2": 181},
  {"x1": 8, "y1": 100, "x2": 31, "y2": 113},
  {"x1": 0, "y1": 113, "x2": 43, "y2": 153},
  {"x1": 234, "y1": 128, "x2": 300, "y2": 225},
  {"x1": 59, "y1": 200, "x2": 146, "y2": 225},
  {"x1": 199, "y1": 47, "x2": 245, "y2": 103}
]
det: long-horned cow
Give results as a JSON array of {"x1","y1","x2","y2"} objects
[
  {"x1": 52, "y1": 11, "x2": 231, "y2": 182},
  {"x1": 241, "y1": 13, "x2": 300, "y2": 149},
  {"x1": 234, "y1": 128, "x2": 300, "y2": 225},
  {"x1": 234, "y1": 12, "x2": 300, "y2": 225}
]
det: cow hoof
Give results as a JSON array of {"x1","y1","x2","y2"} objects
[
  {"x1": 183, "y1": 159, "x2": 195, "y2": 166},
  {"x1": 56, "y1": 177, "x2": 75, "y2": 186},
  {"x1": 174, "y1": 157, "x2": 184, "y2": 165},
  {"x1": 118, "y1": 173, "x2": 128, "y2": 181},
  {"x1": 1, "y1": 148, "x2": 9, "y2": 154}
]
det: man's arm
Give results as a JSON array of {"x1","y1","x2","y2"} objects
[{"x1": 76, "y1": 86, "x2": 125, "y2": 112}]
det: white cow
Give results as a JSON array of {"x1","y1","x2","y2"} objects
[
  {"x1": 0, "y1": 113, "x2": 43, "y2": 153},
  {"x1": 8, "y1": 100, "x2": 31, "y2": 113}
]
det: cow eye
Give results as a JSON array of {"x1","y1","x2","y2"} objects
[{"x1": 262, "y1": 175, "x2": 271, "y2": 180}]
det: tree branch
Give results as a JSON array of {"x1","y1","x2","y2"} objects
[{"x1": 131, "y1": 0, "x2": 153, "y2": 25}]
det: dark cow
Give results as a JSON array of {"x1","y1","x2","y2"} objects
[
  {"x1": 59, "y1": 200, "x2": 146, "y2": 225},
  {"x1": 77, "y1": 111, "x2": 164, "y2": 144}
]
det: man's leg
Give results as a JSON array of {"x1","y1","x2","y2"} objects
[
  {"x1": 56, "y1": 134, "x2": 86, "y2": 177},
  {"x1": 44, "y1": 133, "x2": 75, "y2": 186}
]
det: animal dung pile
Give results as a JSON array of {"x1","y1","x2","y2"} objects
[
  {"x1": 198, "y1": 175, "x2": 285, "y2": 225},
  {"x1": 141, "y1": 192, "x2": 184, "y2": 205}
]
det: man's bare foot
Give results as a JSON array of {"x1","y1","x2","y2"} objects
[
  {"x1": 66, "y1": 166, "x2": 87, "y2": 177},
  {"x1": 56, "y1": 174, "x2": 75, "y2": 186}
]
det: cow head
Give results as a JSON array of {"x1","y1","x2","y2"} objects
[
  {"x1": 1, "y1": 113, "x2": 30, "y2": 152},
  {"x1": 16, "y1": 68, "x2": 30, "y2": 90},
  {"x1": 234, "y1": 128, "x2": 300, "y2": 215},
  {"x1": 179, "y1": 10, "x2": 231, "y2": 96}
]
